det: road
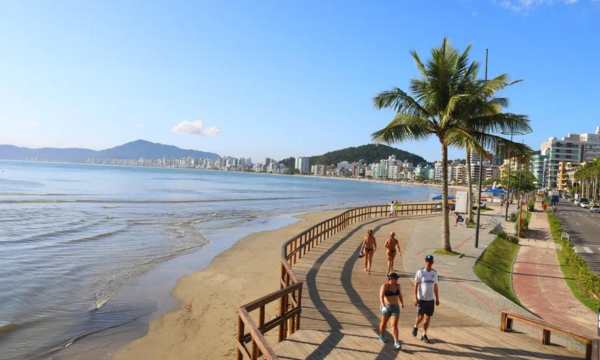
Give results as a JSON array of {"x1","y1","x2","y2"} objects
[{"x1": 555, "y1": 199, "x2": 600, "y2": 274}]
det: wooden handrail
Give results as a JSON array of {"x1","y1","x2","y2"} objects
[
  {"x1": 500, "y1": 311, "x2": 594, "y2": 359},
  {"x1": 236, "y1": 202, "x2": 440, "y2": 359}
]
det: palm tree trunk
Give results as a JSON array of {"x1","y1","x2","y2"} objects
[
  {"x1": 441, "y1": 142, "x2": 452, "y2": 252},
  {"x1": 466, "y1": 148, "x2": 473, "y2": 224}
]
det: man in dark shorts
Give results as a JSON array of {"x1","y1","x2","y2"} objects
[{"x1": 412, "y1": 255, "x2": 439, "y2": 343}]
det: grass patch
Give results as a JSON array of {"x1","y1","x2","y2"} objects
[
  {"x1": 434, "y1": 248, "x2": 462, "y2": 257},
  {"x1": 547, "y1": 211, "x2": 600, "y2": 311},
  {"x1": 474, "y1": 233, "x2": 521, "y2": 305}
]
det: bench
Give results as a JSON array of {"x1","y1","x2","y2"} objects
[{"x1": 501, "y1": 311, "x2": 597, "y2": 359}]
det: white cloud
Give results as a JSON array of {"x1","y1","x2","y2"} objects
[
  {"x1": 172, "y1": 119, "x2": 220, "y2": 137},
  {"x1": 496, "y1": 0, "x2": 578, "y2": 11}
]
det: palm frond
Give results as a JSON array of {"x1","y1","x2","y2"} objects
[
  {"x1": 371, "y1": 113, "x2": 434, "y2": 144},
  {"x1": 373, "y1": 88, "x2": 429, "y2": 116}
]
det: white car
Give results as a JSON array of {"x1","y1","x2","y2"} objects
[
  {"x1": 580, "y1": 199, "x2": 590, "y2": 208},
  {"x1": 590, "y1": 206, "x2": 600, "y2": 213}
]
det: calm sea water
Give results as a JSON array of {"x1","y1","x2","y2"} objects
[{"x1": 0, "y1": 160, "x2": 438, "y2": 360}]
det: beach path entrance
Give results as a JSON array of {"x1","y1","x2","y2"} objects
[{"x1": 271, "y1": 216, "x2": 580, "y2": 360}]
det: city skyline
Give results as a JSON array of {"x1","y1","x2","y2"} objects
[{"x1": 1, "y1": 1, "x2": 599, "y2": 161}]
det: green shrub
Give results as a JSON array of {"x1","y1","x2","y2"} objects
[
  {"x1": 527, "y1": 199, "x2": 535, "y2": 212},
  {"x1": 509, "y1": 212, "x2": 518, "y2": 222},
  {"x1": 547, "y1": 211, "x2": 600, "y2": 311}
]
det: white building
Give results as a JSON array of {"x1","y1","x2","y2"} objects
[
  {"x1": 540, "y1": 127, "x2": 600, "y2": 189},
  {"x1": 295, "y1": 157, "x2": 311, "y2": 174}
]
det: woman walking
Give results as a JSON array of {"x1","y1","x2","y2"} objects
[
  {"x1": 362, "y1": 229, "x2": 377, "y2": 273},
  {"x1": 378, "y1": 272, "x2": 404, "y2": 350},
  {"x1": 384, "y1": 232, "x2": 401, "y2": 273}
]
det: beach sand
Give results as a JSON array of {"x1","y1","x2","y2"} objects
[{"x1": 113, "y1": 209, "x2": 340, "y2": 360}]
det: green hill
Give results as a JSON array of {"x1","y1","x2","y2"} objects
[{"x1": 309, "y1": 144, "x2": 427, "y2": 166}]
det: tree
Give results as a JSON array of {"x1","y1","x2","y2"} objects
[{"x1": 372, "y1": 38, "x2": 530, "y2": 251}]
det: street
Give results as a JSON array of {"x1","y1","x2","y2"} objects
[{"x1": 555, "y1": 199, "x2": 600, "y2": 274}]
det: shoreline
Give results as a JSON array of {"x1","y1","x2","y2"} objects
[
  {"x1": 113, "y1": 209, "x2": 341, "y2": 360},
  {"x1": 1, "y1": 159, "x2": 467, "y2": 193}
]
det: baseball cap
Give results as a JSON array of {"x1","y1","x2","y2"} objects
[{"x1": 425, "y1": 255, "x2": 434, "y2": 262}]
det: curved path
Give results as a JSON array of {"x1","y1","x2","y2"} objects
[{"x1": 273, "y1": 216, "x2": 579, "y2": 359}]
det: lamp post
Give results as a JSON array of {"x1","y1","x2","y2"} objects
[{"x1": 474, "y1": 49, "x2": 489, "y2": 249}]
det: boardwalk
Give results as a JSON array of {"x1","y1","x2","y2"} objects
[{"x1": 273, "y1": 216, "x2": 580, "y2": 359}]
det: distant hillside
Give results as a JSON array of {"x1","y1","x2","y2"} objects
[
  {"x1": 309, "y1": 144, "x2": 427, "y2": 166},
  {"x1": 0, "y1": 140, "x2": 220, "y2": 162}
]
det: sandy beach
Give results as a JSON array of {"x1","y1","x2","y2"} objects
[{"x1": 113, "y1": 209, "x2": 341, "y2": 360}]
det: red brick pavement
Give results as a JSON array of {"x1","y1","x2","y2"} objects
[{"x1": 512, "y1": 210, "x2": 596, "y2": 338}]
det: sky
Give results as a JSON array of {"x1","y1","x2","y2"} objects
[{"x1": 1, "y1": 0, "x2": 599, "y2": 162}]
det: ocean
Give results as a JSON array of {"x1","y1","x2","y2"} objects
[{"x1": 0, "y1": 160, "x2": 438, "y2": 360}]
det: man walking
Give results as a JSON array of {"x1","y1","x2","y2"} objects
[{"x1": 412, "y1": 255, "x2": 439, "y2": 343}]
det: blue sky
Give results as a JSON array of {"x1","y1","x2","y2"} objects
[{"x1": 1, "y1": 0, "x2": 599, "y2": 162}]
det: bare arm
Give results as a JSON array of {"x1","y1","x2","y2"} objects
[
  {"x1": 414, "y1": 280, "x2": 419, "y2": 305},
  {"x1": 399, "y1": 287, "x2": 404, "y2": 308},
  {"x1": 379, "y1": 284, "x2": 385, "y2": 307},
  {"x1": 434, "y1": 283, "x2": 440, "y2": 305}
]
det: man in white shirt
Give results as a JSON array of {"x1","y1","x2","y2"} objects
[{"x1": 412, "y1": 255, "x2": 439, "y2": 343}]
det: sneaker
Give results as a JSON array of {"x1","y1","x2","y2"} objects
[
  {"x1": 378, "y1": 334, "x2": 387, "y2": 344},
  {"x1": 394, "y1": 341, "x2": 402, "y2": 350},
  {"x1": 412, "y1": 326, "x2": 418, "y2": 337},
  {"x1": 421, "y1": 335, "x2": 431, "y2": 344}
]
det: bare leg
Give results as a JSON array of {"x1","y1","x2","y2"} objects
[
  {"x1": 414, "y1": 313, "x2": 424, "y2": 329},
  {"x1": 379, "y1": 315, "x2": 389, "y2": 336},
  {"x1": 367, "y1": 251, "x2": 374, "y2": 273},
  {"x1": 392, "y1": 315, "x2": 399, "y2": 343},
  {"x1": 423, "y1": 315, "x2": 431, "y2": 336}
]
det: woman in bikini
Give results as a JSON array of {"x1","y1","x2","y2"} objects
[
  {"x1": 378, "y1": 272, "x2": 404, "y2": 350},
  {"x1": 384, "y1": 232, "x2": 401, "y2": 274},
  {"x1": 362, "y1": 229, "x2": 376, "y2": 273}
]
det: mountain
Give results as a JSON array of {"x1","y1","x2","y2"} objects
[
  {"x1": 0, "y1": 140, "x2": 220, "y2": 162},
  {"x1": 309, "y1": 144, "x2": 427, "y2": 166},
  {"x1": 97, "y1": 140, "x2": 219, "y2": 160}
]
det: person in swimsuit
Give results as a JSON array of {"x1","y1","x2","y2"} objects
[
  {"x1": 378, "y1": 272, "x2": 404, "y2": 350},
  {"x1": 362, "y1": 229, "x2": 376, "y2": 273},
  {"x1": 384, "y1": 232, "x2": 401, "y2": 274}
]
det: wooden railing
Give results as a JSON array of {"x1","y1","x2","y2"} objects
[
  {"x1": 236, "y1": 202, "x2": 441, "y2": 359},
  {"x1": 501, "y1": 312, "x2": 596, "y2": 359}
]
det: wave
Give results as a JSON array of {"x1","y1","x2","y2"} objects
[
  {"x1": 62, "y1": 225, "x2": 128, "y2": 246},
  {"x1": 92, "y1": 296, "x2": 111, "y2": 311},
  {"x1": 0, "y1": 321, "x2": 17, "y2": 335},
  {"x1": 0, "y1": 196, "x2": 303, "y2": 205},
  {"x1": 1, "y1": 218, "x2": 113, "y2": 245}
]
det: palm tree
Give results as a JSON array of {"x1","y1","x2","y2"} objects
[{"x1": 372, "y1": 38, "x2": 530, "y2": 251}]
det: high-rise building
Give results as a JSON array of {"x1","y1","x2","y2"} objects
[
  {"x1": 540, "y1": 127, "x2": 600, "y2": 189},
  {"x1": 295, "y1": 157, "x2": 311, "y2": 174}
]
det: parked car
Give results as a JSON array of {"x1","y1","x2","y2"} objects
[
  {"x1": 590, "y1": 205, "x2": 600, "y2": 213},
  {"x1": 580, "y1": 198, "x2": 590, "y2": 208}
]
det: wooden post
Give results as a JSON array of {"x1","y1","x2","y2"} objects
[
  {"x1": 237, "y1": 316, "x2": 244, "y2": 360},
  {"x1": 542, "y1": 329, "x2": 551, "y2": 345},
  {"x1": 279, "y1": 294, "x2": 287, "y2": 341},
  {"x1": 252, "y1": 339, "x2": 259, "y2": 360},
  {"x1": 296, "y1": 285, "x2": 302, "y2": 331}
]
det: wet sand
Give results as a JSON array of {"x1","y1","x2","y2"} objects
[{"x1": 113, "y1": 209, "x2": 341, "y2": 360}]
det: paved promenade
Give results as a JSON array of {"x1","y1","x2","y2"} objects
[
  {"x1": 273, "y1": 211, "x2": 580, "y2": 359},
  {"x1": 513, "y1": 209, "x2": 596, "y2": 338}
]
